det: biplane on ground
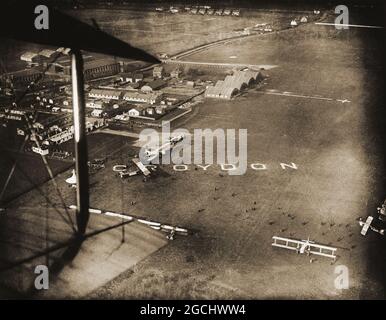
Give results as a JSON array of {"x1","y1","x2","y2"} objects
[
  {"x1": 272, "y1": 236, "x2": 338, "y2": 261},
  {"x1": 359, "y1": 216, "x2": 385, "y2": 236}
]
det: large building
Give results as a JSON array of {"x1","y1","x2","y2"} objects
[
  {"x1": 50, "y1": 58, "x2": 121, "y2": 80},
  {"x1": 122, "y1": 91, "x2": 163, "y2": 105},
  {"x1": 128, "y1": 105, "x2": 148, "y2": 117},
  {"x1": 20, "y1": 52, "x2": 39, "y2": 65},
  {"x1": 89, "y1": 88, "x2": 122, "y2": 100},
  {"x1": 20, "y1": 48, "x2": 64, "y2": 68},
  {"x1": 84, "y1": 59, "x2": 121, "y2": 80},
  {"x1": 2, "y1": 68, "x2": 43, "y2": 85},
  {"x1": 205, "y1": 70, "x2": 261, "y2": 99},
  {"x1": 141, "y1": 79, "x2": 167, "y2": 92},
  {"x1": 153, "y1": 65, "x2": 165, "y2": 78}
]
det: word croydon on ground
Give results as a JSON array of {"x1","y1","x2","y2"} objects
[{"x1": 139, "y1": 122, "x2": 248, "y2": 175}]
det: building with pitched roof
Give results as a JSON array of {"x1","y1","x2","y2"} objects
[
  {"x1": 153, "y1": 65, "x2": 165, "y2": 78},
  {"x1": 205, "y1": 70, "x2": 261, "y2": 100},
  {"x1": 122, "y1": 91, "x2": 163, "y2": 105},
  {"x1": 89, "y1": 89, "x2": 122, "y2": 100},
  {"x1": 141, "y1": 79, "x2": 167, "y2": 92}
]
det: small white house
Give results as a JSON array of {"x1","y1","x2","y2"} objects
[
  {"x1": 146, "y1": 107, "x2": 155, "y2": 115},
  {"x1": 91, "y1": 109, "x2": 103, "y2": 118},
  {"x1": 128, "y1": 108, "x2": 140, "y2": 117},
  {"x1": 32, "y1": 146, "x2": 49, "y2": 156},
  {"x1": 86, "y1": 100, "x2": 103, "y2": 109}
]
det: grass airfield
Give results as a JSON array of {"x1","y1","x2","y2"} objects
[
  {"x1": 1, "y1": 7, "x2": 385, "y2": 299},
  {"x1": 89, "y1": 10, "x2": 385, "y2": 299}
]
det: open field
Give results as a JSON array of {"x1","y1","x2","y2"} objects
[
  {"x1": 88, "y1": 12, "x2": 385, "y2": 299},
  {"x1": 66, "y1": 8, "x2": 300, "y2": 58},
  {"x1": 1, "y1": 7, "x2": 385, "y2": 299}
]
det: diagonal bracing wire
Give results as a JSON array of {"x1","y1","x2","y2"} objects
[
  {"x1": 0, "y1": 135, "x2": 29, "y2": 201},
  {"x1": 22, "y1": 114, "x2": 76, "y2": 230},
  {"x1": 0, "y1": 143, "x2": 76, "y2": 232},
  {"x1": 0, "y1": 52, "x2": 76, "y2": 231}
]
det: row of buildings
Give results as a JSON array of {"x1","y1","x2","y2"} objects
[
  {"x1": 1, "y1": 57, "x2": 123, "y2": 87},
  {"x1": 156, "y1": 6, "x2": 240, "y2": 16},
  {"x1": 3, "y1": 51, "x2": 180, "y2": 90},
  {"x1": 153, "y1": 66, "x2": 182, "y2": 79},
  {"x1": 49, "y1": 57, "x2": 123, "y2": 81},
  {"x1": 1, "y1": 68, "x2": 45, "y2": 86},
  {"x1": 20, "y1": 47, "x2": 70, "y2": 68},
  {"x1": 2, "y1": 47, "x2": 131, "y2": 88},
  {"x1": 89, "y1": 89, "x2": 164, "y2": 105},
  {"x1": 87, "y1": 87, "x2": 181, "y2": 120},
  {"x1": 190, "y1": 8, "x2": 240, "y2": 16},
  {"x1": 84, "y1": 65, "x2": 188, "y2": 120}
]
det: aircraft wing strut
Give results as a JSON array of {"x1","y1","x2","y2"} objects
[{"x1": 272, "y1": 236, "x2": 337, "y2": 260}]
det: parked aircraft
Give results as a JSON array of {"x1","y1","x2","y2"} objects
[
  {"x1": 359, "y1": 216, "x2": 385, "y2": 236},
  {"x1": 143, "y1": 134, "x2": 185, "y2": 163},
  {"x1": 65, "y1": 169, "x2": 77, "y2": 187},
  {"x1": 272, "y1": 236, "x2": 337, "y2": 260}
]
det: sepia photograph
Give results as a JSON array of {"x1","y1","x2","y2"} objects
[{"x1": 0, "y1": 0, "x2": 385, "y2": 307}]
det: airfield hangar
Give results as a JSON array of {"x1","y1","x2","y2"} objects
[{"x1": 205, "y1": 70, "x2": 261, "y2": 99}]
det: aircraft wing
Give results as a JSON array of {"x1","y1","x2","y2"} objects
[
  {"x1": 132, "y1": 158, "x2": 151, "y2": 176},
  {"x1": 361, "y1": 216, "x2": 374, "y2": 236},
  {"x1": 305, "y1": 242, "x2": 337, "y2": 259},
  {"x1": 1, "y1": 3, "x2": 160, "y2": 63},
  {"x1": 159, "y1": 142, "x2": 172, "y2": 153},
  {"x1": 272, "y1": 236, "x2": 301, "y2": 251},
  {"x1": 272, "y1": 236, "x2": 337, "y2": 259}
]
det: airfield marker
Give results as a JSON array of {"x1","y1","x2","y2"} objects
[
  {"x1": 315, "y1": 22, "x2": 383, "y2": 29},
  {"x1": 257, "y1": 90, "x2": 350, "y2": 103}
]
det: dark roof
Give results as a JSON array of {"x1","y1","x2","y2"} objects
[
  {"x1": 4, "y1": 68, "x2": 41, "y2": 79},
  {"x1": 145, "y1": 79, "x2": 166, "y2": 89},
  {"x1": 121, "y1": 72, "x2": 144, "y2": 79},
  {"x1": 126, "y1": 82, "x2": 141, "y2": 89},
  {"x1": 84, "y1": 59, "x2": 119, "y2": 70},
  {"x1": 54, "y1": 56, "x2": 95, "y2": 67}
]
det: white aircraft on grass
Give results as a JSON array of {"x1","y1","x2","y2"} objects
[
  {"x1": 113, "y1": 158, "x2": 156, "y2": 180},
  {"x1": 65, "y1": 169, "x2": 77, "y2": 188},
  {"x1": 359, "y1": 216, "x2": 385, "y2": 236},
  {"x1": 272, "y1": 236, "x2": 337, "y2": 260},
  {"x1": 143, "y1": 134, "x2": 185, "y2": 163},
  {"x1": 112, "y1": 134, "x2": 184, "y2": 180},
  {"x1": 132, "y1": 158, "x2": 152, "y2": 177}
]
